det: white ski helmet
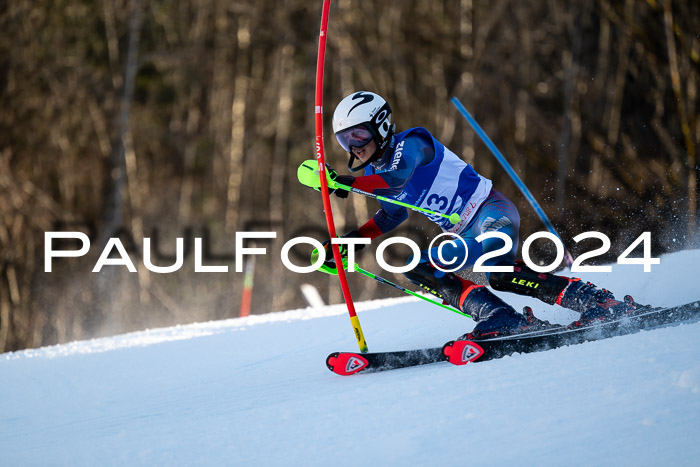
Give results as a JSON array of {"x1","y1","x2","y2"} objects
[{"x1": 332, "y1": 91, "x2": 395, "y2": 171}]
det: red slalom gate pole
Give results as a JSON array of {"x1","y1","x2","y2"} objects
[
  {"x1": 239, "y1": 252, "x2": 255, "y2": 318},
  {"x1": 314, "y1": 0, "x2": 368, "y2": 352}
]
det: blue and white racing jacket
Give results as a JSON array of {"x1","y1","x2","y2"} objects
[{"x1": 351, "y1": 127, "x2": 492, "y2": 237}]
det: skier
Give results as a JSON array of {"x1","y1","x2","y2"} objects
[{"x1": 305, "y1": 91, "x2": 638, "y2": 337}]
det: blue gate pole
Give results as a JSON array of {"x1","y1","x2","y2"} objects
[{"x1": 451, "y1": 96, "x2": 573, "y2": 267}]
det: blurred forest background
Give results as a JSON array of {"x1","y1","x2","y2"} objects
[{"x1": 1, "y1": 0, "x2": 698, "y2": 352}]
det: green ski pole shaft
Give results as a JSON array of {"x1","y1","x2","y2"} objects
[
  {"x1": 353, "y1": 265, "x2": 472, "y2": 319},
  {"x1": 334, "y1": 182, "x2": 461, "y2": 225},
  {"x1": 296, "y1": 160, "x2": 461, "y2": 224}
]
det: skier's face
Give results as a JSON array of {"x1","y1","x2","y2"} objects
[{"x1": 351, "y1": 139, "x2": 377, "y2": 163}]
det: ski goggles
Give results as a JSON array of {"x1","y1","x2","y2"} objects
[{"x1": 335, "y1": 124, "x2": 375, "y2": 152}]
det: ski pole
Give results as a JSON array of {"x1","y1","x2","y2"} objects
[
  {"x1": 297, "y1": 160, "x2": 461, "y2": 225},
  {"x1": 335, "y1": 181, "x2": 462, "y2": 225},
  {"x1": 450, "y1": 97, "x2": 574, "y2": 267},
  {"x1": 353, "y1": 264, "x2": 472, "y2": 319}
]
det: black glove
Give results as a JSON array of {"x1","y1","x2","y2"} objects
[
  {"x1": 326, "y1": 165, "x2": 354, "y2": 199},
  {"x1": 312, "y1": 230, "x2": 367, "y2": 275}
]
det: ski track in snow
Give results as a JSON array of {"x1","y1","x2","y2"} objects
[{"x1": 1, "y1": 249, "x2": 699, "y2": 466}]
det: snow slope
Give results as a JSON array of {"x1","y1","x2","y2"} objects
[{"x1": 2, "y1": 249, "x2": 700, "y2": 466}]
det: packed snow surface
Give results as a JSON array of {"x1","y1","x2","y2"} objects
[{"x1": 2, "y1": 249, "x2": 700, "y2": 466}]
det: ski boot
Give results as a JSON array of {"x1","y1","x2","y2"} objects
[
  {"x1": 403, "y1": 263, "x2": 530, "y2": 338},
  {"x1": 461, "y1": 287, "x2": 532, "y2": 338},
  {"x1": 570, "y1": 294, "x2": 643, "y2": 327},
  {"x1": 522, "y1": 306, "x2": 555, "y2": 330},
  {"x1": 489, "y1": 261, "x2": 641, "y2": 322}
]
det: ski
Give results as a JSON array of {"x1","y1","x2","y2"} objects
[
  {"x1": 326, "y1": 300, "x2": 700, "y2": 376},
  {"x1": 326, "y1": 348, "x2": 446, "y2": 376}
]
